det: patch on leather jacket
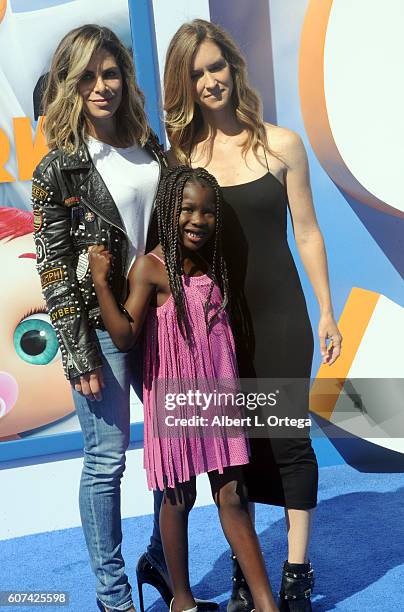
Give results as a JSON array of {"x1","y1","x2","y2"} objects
[
  {"x1": 64, "y1": 196, "x2": 80, "y2": 207},
  {"x1": 46, "y1": 283, "x2": 69, "y2": 300},
  {"x1": 76, "y1": 252, "x2": 89, "y2": 281},
  {"x1": 41, "y1": 267, "x2": 64, "y2": 289},
  {"x1": 32, "y1": 184, "x2": 49, "y2": 202},
  {"x1": 50, "y1": 305, "x2": 76, "y2": 322},
  {"x1": 33, "y1": 208, "x2": 42, "y2": 231},
  {"x1": 88, "y1": 306, "x2": 101, "y2": 318},
  {"x1": 35, "y1": 236, "x2": 47, "y2": 265}
]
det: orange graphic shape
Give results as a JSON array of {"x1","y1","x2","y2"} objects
[
  {"x1": 299, "y1": 0, "x2": 404, "y2": 218},
  {"x1": 310, "y1": 288, "x2": 380, "y2": 419},
  {"x1": 0, "y1": 1, "x2": 6, "y2": 25},
  {"x1": 14, "y1": 116, "x2": 48, "y2": 181}
]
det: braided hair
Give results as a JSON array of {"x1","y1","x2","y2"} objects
[{"x1": 155, "y1": 165, "x2": 230, "y2": 343}]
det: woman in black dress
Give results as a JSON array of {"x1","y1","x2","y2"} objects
[{"x1": 140, "y1": 18, "x2": 342, "y2": 612}]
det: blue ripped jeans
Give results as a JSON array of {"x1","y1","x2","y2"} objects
[{"x1": 72, "y1": 330, "x2": 142, "y2": 611}]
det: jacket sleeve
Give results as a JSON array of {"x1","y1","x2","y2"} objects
[{"x1": 31, "y1": 159, "x2": 103, "y2": 380}]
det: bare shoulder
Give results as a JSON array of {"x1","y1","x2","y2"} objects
[
  {"x1": 128, "y1": 253, "x2": 162, "y2": 285},
  {"x1": 264, "y1": 124, "x2": 307, "y2": 165},
  {"x1": 166, "y1": 149, "x2": 180, "y2": 168}
]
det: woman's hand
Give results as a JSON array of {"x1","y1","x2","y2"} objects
[
  {"x1": 71, "y1": 367, "x2": 105, "y2": 401},
  {"x1": 318, "y1": 314, "x2": 342, "y2": 366},
  {"x1": 88, "y1": 245, "x2": 112, "y2": 286}
]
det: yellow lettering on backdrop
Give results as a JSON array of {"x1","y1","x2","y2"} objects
[
  {"x1": 14, "y1": 116, "x2": 48, "y2": 181},
  {"x1": 0, "y1": 128, "x2": 16, "y2": 182}
]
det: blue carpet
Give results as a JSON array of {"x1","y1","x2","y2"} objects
[{"x1": 1, "y1": 464, "x2": 403, "y2": 611}]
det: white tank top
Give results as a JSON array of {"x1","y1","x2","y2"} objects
[{"x1": 86, "y1": 135, "x2": 160, "y2": 274}]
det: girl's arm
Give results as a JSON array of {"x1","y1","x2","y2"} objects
[
  {"x1": 89, "y1": 246, "x2": 156, "y2": 351},
  {"x1": 281, "y1": 129, "x2": 342, "y2": 366}
]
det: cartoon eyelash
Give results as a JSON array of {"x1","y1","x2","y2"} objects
[{"x1": 20, "y1": 305, "x2": 48, "y2": 322}]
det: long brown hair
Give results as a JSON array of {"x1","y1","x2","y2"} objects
[
  {"x1": 43, "y1": 24, "x2": 150, "y2": 152},
  {"x1": 164, "y1": 19, "x2": 270, "y2": 164}
]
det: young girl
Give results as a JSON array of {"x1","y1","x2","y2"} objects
[{"x1": 89, "y1": 166, "x2": 279, "y2": 612}]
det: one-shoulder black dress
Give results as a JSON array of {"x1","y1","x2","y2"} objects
[{"x1": 221, "y1": 165, "x2": 318, "y2": 509}]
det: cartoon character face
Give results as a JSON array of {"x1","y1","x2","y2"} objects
[{"x1": 0, "y1": 224, "x2": 74, "y2": 439}]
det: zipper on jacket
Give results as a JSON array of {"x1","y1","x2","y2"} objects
[{"x1": 77, "y1": 139, "x2": 165, "y2": 260}]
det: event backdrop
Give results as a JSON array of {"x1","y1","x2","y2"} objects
[
  {"x1": 0, "y1": 0, "x2": 140, "y2": 460},
  {"x1": 0, "y1": 0, "x2": 403, "y2": 467}
]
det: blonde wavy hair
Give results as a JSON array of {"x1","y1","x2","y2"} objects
[
  {"x1": 164, "y1": 19, "x2": 271, "y2": 165},
  {"x1": 43, "y1": 24, "x2": 149, "y2": 152}
]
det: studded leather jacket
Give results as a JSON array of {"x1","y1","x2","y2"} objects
[{"x1": 31, "y1": 133, "x2": 166, "y2": 381}]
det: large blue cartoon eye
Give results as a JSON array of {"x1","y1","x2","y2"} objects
[{"x1": 14, "y1": 313, "x2": 60, "y2": 365}]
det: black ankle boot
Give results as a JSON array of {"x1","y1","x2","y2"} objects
[
  {"x1": 226, "y1": 554, "x2": 254, "y2": 612},
  {"x1": 278, "y1": 560, "x2": 315, "y2": 611}
]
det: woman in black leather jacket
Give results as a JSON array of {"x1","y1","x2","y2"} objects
[{"x1": 32, "y1": 24, "x2": 165, "y2": 612}]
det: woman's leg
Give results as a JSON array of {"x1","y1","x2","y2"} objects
[
  {"x1": 284, "y1": 508, "x2": 314, "y2": 562},
  {"x1": 209, "y1": 467, "x2": 278, "y2": 612},
  {"x1": 73, "y1": 330, "x2": 134, "y2": 611},
  {"x1": 279, "y1": 509, "x2": 315, "y2": 611},
  {"x1": 273, "y1": 436, "x2": 317, "y2": 610},
  {"x1": 159, "y1": 479, "x2": 197, "y2": 612}
]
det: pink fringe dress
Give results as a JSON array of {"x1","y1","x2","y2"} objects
[{"x1": 143, "y1": 253, "x2": 250, "y2": 490}]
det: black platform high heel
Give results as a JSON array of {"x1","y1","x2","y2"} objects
[
  {"x1": 96, "y1": 597, "x2": 111, "y2": 612},
  {"x1": 96, "y1": 598, "x2": 136, "y2": 612},
  {"x1": 136, "y1": 553, "x2": 219, "y2": 611},
  {"x1": 136, "y1": 554, "x2": 171, "y2": 612},
  {"x1": 278, "y1": 560, "x2": 315, "y2": 612},
  {"x1": 226, "y1": 553, "x2": 254, "y2": 612},
  {"x1": 96, "y1": 599, "x2": 105, "y2": 612}
]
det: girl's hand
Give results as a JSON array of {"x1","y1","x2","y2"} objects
[
  {"x1": 88, "y1": 245, "x2": 112, "y2": 286},
  {"x1": 318, "y1": 314, "x2": 342, "y2": 366}
]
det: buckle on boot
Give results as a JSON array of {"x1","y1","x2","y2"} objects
[
  {"x1": 232, "y1": 577, "x2": 246, "y2": 584},
  {"x1": 283, "y1": 568, "x2": 314, "y2": 580}
]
